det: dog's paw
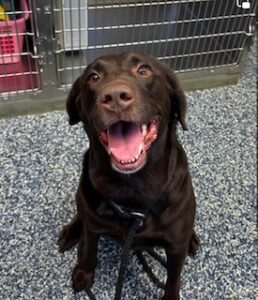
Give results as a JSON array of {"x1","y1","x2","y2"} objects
[
  {"x1": 72, "y1": 266, "x2": 95, "y2": 292},
  {"x1": 188, "y1": 230, "x2": 200, "y2": 256},
  {"x1": 58, "y1": 225, "x2": 81, "y2": 253}
]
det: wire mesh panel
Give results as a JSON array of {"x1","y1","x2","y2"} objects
[
  {"x1": 0, "y1": 0, "x2": 256, "y2": 102},
  {"x1": 53, "y1": 0, "x2": 256, "y2": 89},
  {"x1": 0, "y1": 0, "x2": 41, "y2": 99}
]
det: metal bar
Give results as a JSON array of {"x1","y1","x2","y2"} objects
[
  {"x1": 156, "y1": 0, "x2": 168, "y2": 58},
  {"x1": 69, "y1": 0, "x2": 75, "y2": 84},
  {"x1": 83, "y1": 14, "x2": 256, "y2": 31},
  {"x1": 166, "y1": 0, "x2": 182, "y2": 67},
  {"x1": 23, "y1": 3, "x2": 34, "y2": 92},
  {"x1": 179, "y1": 1, "x2": 197, "y2": 70},
  {"x1": 116, "y1": 0, "x2": 123, "y2": 52},
  {"x1": 182, "y1": 0, "x2": 200, "y2": 69},
  {"x1": 129, "y1": 0, "x2": 137, "y2": 52},
  {"x1": 78, "y1": 0, "x2": 82, "y2": 73},
  {"x1": 0, "y1": 0, "x2": 11, "y2": 96},
  {"x1": 0, "y1": 51, "x2": 40, "y2": 58},
  {"x1": 61, "y1": 0, "x2": 67, "y2": 88},
  {"x1": 224, "y1": 5, "x2": 253, "y2": 66},
  {"x1": 92, "y1": 0, "x2": 97, "y2": 54},
  {"x1": 12, "y1": 0, "x2": 22, "y2": 95},
  {"x1": 169, "y1": 1, "x2": 188, "y2": 68},
  {"x1": 137, "y1": 1, "x2": 145, "y2": 51},
  {"x1": 158, "y1": 48, "x2": 244, "y2": 60},
  {"x1": 209, "y1": 0, "x2": 233, "y2": 68},
  {"x1": 174, "y1": 62, "x2": 239, "y2": 74},
  {"x1": 0, "y1": 71, "x2": 39, "y2": 78},
  {"x1": 233, "y1": 8, "x2": 257, "y2": 65},
  {"x1": 31, "y1": 0, "x2": 42, "y2": 90},
  {"x1": 70, "y1": 31, "x2": 246, "y2": 51},
  {"x1": 201, "y1": 0, "x2": 224, "y2": 68},
  {"x1": 150, "y1": 0, "x2": 161, "y2": 56},
  {"x1": 53, "y1": 0, "x2": 62, "y2": 88},
  {"x1": 88, "y1": 0, "x2": 212, "y2": 10},
  {"x1": 186, "y1": 0, "x2": 203, "y2": 70},
  {"x1": 55, "y1": 48, "x2": 243, "y2": 73},
  {"x1": 34, "y1": 0, "x2": 59, "y2": 91},
  {"x1": 143, "y1": 0, "x2": 153, "y2": 54},
  {"x1": 55, "y1": 61, "x2": 240, "y2": 90},
  {"x1": 1, "y1": 87, "x2": 41, "y2": 96},
  {"x1": 125, "y1": 0, "x2": 131, "y2": 52},
  {"x1": 195, "y1": 0, "x2": 216, "y2": 69},
  {"x1": 214, "y1": 1, "x2": 235, "y2": 66}
]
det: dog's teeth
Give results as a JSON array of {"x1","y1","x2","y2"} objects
[
  {"x1": 141, "y1": 124, "x2": 147, "y2": 137},
  {"x1": 119, "y1": 155, "x2": 141, "y2": 165},
  {"x1": 138, "y1": 144, "x2": 144, "y2": 154}
]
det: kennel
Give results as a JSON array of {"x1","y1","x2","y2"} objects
[
  {"x1": 0, "y1": 0, "x2": 256, "y2": 117},
  {"x1": 0, "y1": 0, "x2": 41, "y2": 97}
]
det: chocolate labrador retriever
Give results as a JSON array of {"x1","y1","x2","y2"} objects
[{"x1": 58, "y1": 52, "x2": 199, "y2": 300}]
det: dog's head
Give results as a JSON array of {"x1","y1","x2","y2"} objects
[{"x1": 67, "y1": 53, "x2": 187, "y2": 174}]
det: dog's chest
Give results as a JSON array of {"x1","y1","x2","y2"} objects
[{"x1": 90, "y1": 171, "x2": 165, "y2": 205}]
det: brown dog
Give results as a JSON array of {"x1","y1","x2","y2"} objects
[{"x1": 58, "y1": 52, "x2": 199, "y2": 300}]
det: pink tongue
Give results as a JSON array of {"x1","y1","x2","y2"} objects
[{"x1": 107, "y1": 122, "x2": 143, "y2": 161}]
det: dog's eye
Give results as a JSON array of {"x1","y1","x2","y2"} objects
[
  {"x1": 137, "y1": 65, "x2": 152, "y2": 77},
  {"x1": 87, "y1": 72, "x2": 100, "y2": 83}
]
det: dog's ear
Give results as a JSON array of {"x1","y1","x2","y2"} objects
[
  {"x1": 66, "y1": 76, "x2": 82, "y2": 125},
  {"x1": 165, "y1": 68, "x2": 188, "y2": 131}
]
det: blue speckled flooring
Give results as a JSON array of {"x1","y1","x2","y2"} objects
[{"x1": 0, "y1": 45, "x2": 256, "y2": 300}]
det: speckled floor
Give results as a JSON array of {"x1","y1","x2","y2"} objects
[{"x1": 0, "y1": 44, "x2": 256, "y2": 300}]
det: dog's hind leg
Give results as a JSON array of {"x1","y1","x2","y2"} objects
[
  {"x1": 58, "y1": 214, "x2": 83, "y2": 253},
  {"x1": 188, "y1": 230, "x2": 200, "y2": 256}
]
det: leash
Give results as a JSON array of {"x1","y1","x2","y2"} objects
[
  {"x1": 81, "y1": 148, "x2": 178, "y2": 299},
  {"x1": 83, "y1": 212, "x2": 166, "y2": 300},
  {"x1": 84, "y1": 216, "x2": 146, "y2": 300},
  {"x1": 114, "y1": 217, "x2": 144, "y2": 300},
  {"x1": 135, "y1": 251, "x2": 166, "y2": 289}
]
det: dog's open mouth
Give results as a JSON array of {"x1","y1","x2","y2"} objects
[{"x1": 100, "y1": 117, "x2": 159, "y2": 173}]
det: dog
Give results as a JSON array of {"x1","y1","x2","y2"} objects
[{"x1": 58, "y1": 52, "x2": 199, "y2": 300}]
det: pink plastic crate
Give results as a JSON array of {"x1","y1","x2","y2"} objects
[{"x1": 0, "y1": 0, "x2": 29, "y2": 64}]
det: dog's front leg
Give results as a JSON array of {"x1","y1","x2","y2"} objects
[
  {"x1": 72, "y1": 227, "x2": 100, "y2": 292},
  {"x1": 58, "y1": 214, "x2": 83, "y2": 252},
  {"x1": 162, "y1": 249, "x2": 187, "y2": 300}
]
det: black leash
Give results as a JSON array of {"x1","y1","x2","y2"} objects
[
  {"x1": 114, "y1": 218, "x2": 144, "y2": 300},
  {"x1": 135, "y1": 251, "x2": 166, "y2": 289},
  {"x1": 84, "y1": 216, "x2": 166, "y2": 300},
  {"x1": 84, "y1": 217, "x2": 145, "y2": 300},
  {"x1": 147, "y1": 249, "x2": 167, "y2": 268}
]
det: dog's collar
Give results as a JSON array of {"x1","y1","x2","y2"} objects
[
  {"x1": 100, "y1": 194, "x2": 168, "y2": 224},
  {"x1": 108, "y1": 200, "x2": 146, "y2": 220}
]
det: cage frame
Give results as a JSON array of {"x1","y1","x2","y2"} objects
[{"x1": 0, "y1": 0, "x2": 256, "y2": 118}]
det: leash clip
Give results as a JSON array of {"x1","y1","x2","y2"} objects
[
  {"x1": 130, "y1": 211, "x2": 146, "y2": 219},
  {"x1": 130, "y1": 211, "x2": 146, "y2": 228}
]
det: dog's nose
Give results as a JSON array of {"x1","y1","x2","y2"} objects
[{"x1": 100, "y1": 86, "x2": 134, "y2": 111}]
